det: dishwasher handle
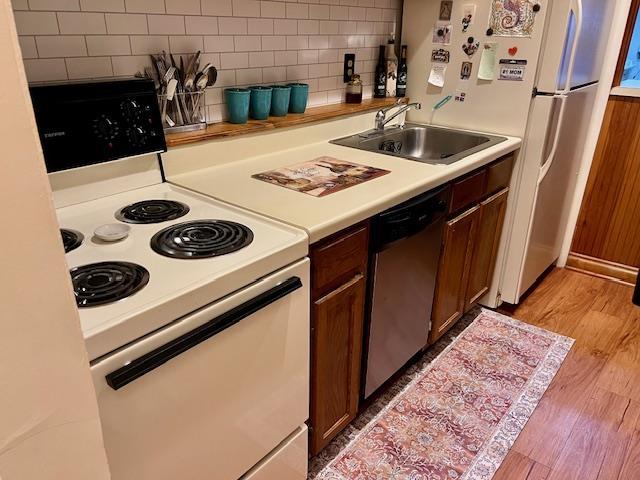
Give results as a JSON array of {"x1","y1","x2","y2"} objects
[
  {"x1": 105, "y1": 276, "x2": 303, "y2": 390},
  {"x1": 373, "y1": 186, "x2": 450, "y2": 250}
]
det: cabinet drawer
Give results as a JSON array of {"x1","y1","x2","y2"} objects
[
  {"x1": 485, "y1": 154, "x2": 514, "y2": 196},
  {"x1": 311, "y1": 222, "x2": 369, "y2": 300},
  {"x1": 449, "y1": 169, "x2": 487, "y2": 215}
]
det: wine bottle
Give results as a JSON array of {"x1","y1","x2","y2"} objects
[
  {"x1": 396, "y1": 45, "x2": 407, "y2": 98},
  {"x1": 374, "y1": 45, "x2": 387, "y2": 98},
  {"x1": 385, "y1": 36, "x2": 397, "y2": 97}
]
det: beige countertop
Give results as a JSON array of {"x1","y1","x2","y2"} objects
[{"x1": 162, "y1": 111, "x2": 522, "y2": 243}]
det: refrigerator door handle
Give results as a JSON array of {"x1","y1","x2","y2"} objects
[
  {"x1": 538, "y1": 95, "x2": 567, "y2": 185},
  {"x1": 560, "y1": 0, "x2": 583, "y2": 94}
]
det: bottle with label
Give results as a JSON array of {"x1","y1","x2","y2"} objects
[
  {"x1": 374, "y1": 45, "x2": 387, "y2": 98},
  {"x1": 385, "y1": 35, "x2": 398, "y2": 97},
  {"x1": 345, "y1": 74, "x2": 363, "y2": 104},
  {"x1": 396, "y1": 45, "x2": 408, "y2": 98}
]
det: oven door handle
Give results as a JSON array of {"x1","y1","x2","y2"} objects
[{"x1": 105, "y1": 276, "x2": 303, "y2": 390}]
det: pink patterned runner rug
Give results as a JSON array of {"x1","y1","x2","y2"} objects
[{"x1": 316, "y1": 309, "x2": 574, "y2": 480}]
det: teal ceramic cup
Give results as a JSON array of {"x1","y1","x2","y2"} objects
[
  {"x1": 288, "y1": 83, "x2": 309, "y2": 113},
  {"x1": 249, "y1": 86, "x2": 273, "y2": 120},
  {"x1": 270, "y1": 85, "x2": 291, "y2": 117},
  {"x1": 225, "y1": 88, "x2": 250, "y2": 124}
]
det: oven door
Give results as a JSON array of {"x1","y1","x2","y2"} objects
[{"x1": 90, "y1": 259, "x2": 310, "y2": 480}]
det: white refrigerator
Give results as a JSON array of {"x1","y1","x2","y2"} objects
[
  {"x1": 403, "y1": 0, "x2": 614, "y2": 305},
  {"x1": 500, "y1": 0, "x2": 613, "y2": 304}
]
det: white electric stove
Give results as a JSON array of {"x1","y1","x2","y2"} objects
[{"x1": 34, "y1": 79, "x2": 310, "y2": 480}]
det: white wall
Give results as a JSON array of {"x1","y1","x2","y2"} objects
[
  {"x1": 558, "y1": 0, "x2": 632, "y2": 265},
  {"x1": 0, "y1": 1, "x2": 111, "y2": 478}
]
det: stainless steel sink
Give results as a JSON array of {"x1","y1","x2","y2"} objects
[{"x1": 330, "y1": 123, "x2": 507, "y2": 165}]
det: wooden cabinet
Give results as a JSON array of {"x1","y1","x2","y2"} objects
[
  {"x1": 309, "y1": 222, "x2": 369, "y2": 455},
  {"x1": 429, "y1": 155, "x2": 513, "y2": 344},
  {"x1": 429, "y1": 205, "x2": 480, "y2": 343},
  {"x1": 465, "y1": 188, "x2": 509, "y2": 310}
]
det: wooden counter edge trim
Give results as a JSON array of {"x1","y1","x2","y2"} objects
[
  {"x1": 165, "y1": 97, "x2": 408, "y2": 147},
  {"x1": 566, "y1": 252, "x2": 638, "y2": 286}
]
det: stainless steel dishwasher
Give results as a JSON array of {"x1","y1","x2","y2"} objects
[{"x1": 363, "y1": 185, "x2": 451, "y2": 399}]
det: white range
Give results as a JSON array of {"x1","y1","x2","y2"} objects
[{"x1": 38, "y1": 79, "x2": 311, "y2": 480}]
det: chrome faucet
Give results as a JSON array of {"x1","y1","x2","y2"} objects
[{"x1": 374, "y1": 100, "x2": 422, "y2": 131}]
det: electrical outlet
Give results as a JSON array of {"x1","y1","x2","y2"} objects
[{"x1": 343, "y1": 53, "x2": 356, "y2": 82}]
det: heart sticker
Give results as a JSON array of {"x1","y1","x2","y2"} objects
[{"x1": 508, "y1": 46, "x2": 518, "y2": 56}]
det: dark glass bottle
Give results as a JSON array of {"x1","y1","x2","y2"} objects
[
  {"x1": 396, "y1": 45, "x2": 408, "y2": 98},
  {"x1": 374, "y1": 45, "x2": 387, "y2": 98}
]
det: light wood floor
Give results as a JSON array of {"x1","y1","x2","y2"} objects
[{"x1": 494, "y1": 268, "x2": 640, "y2": 480}]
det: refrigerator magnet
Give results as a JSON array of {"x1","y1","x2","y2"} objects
[
  {"x1": 462, "y1": 4, "x2": 476, "y2": 32},
  {"x1": 460, "y1": 62, "x2": 473, "y2": 80},
  {"x1": 498, "y1": 59, "x2": 527, "y2": 81},
  {"x1": 433, "y1": 24, "x2": 452, "y2": 45},
  {"x1": 431, "y1": 48, "x2": 451, "y2": 63},
  {"x1": 478, "y1": 43, "x2": 498, "y2": 81},
  {"x1": 439, "y1": 1, "x2": 453, "y2": 21},
  {"x1": 462, "y1": 37, "x2": 480, "y2": 57},
  {"x1": 428, "y1": 64, "x2": 447, "y2": 88}
]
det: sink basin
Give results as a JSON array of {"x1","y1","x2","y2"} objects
[{"x1": 330, "y1": 123, "x2": 507, "y2": 165}]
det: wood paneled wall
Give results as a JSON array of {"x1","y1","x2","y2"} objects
[{"x1": 571, "y1": 95, "x2": 640, "y2": 268}]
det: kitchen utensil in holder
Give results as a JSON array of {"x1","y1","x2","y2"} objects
[{"x1": 158, "y1": 90, "x2": 206, "y2": 133}]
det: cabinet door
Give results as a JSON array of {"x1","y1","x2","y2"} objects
[
  {"x1": 465, "y1": 188, "x2": 509, "y2": 310},
  {"x1": 429, "y1": 205, "x2": 480, "y2": 344},
  {"x1": 310, "y1": 274, "x2": 366, "y2": 455}
]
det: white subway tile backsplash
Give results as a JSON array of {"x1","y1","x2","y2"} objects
[
  {"x1": 286, "y1": 35, "x2": 308, "y2": 50},
  {"x1": 66, "y1": 56, "x2": 113, "y2": 78},
  {"x1": 30, "y1": 0, "x2": 79, "y2": 11},
  {"x1": 235, "y1": 67, "x2": 262, "y2": 85},
  {"x1": 166, "y1": 0, "x2": 201, "y2": 15},
  {"x1": 36, "y1": 35, "x2": 87, "y2": 58},
  {"x1": 23, "y1": 58, "x2": 68, "y2": 81},
  {"x1": 273, "y1": 19, "x2": 296, "y2": 35},
  {"x1": 232, "y1": 0, "x2": 260, "y2": 17},
  {"x1": 130, "y1": 35, "x2": 170, "y2": 54},
  {"x1": 309, "y1": 5, "x2": 330, "y2": 20},
  {"x1": 261, "y1": 35, "x2": 285, "y2": 50},
  {"x1": 13, "y1": 11, "x2": 59, "y2": 35},
  {"x1": 218, "y1": 17, "x2": 247, "y2": 34},
  {"x1": 125, "y1": 0, "x2": 164, "y2": 14},
  {"x1": 204, "y1": 35, "x2": 235, "y2": 52},
  {"x1": 81, "y1": 0, "x2": 125, "y2": 12},
  {"x1": 11, "y1": 0, "x2": 29, "y2": 10},
  {"x1": 169, "y1": 35, "x2": 204, "y2": 53},
  {"x1": 148, "y1": 15, "x2": 185, "y2": 35},
  {"x1": 298, "y1": 19, "x2": 319, "y2": 35},
  {"x1": 18, "y1": 36, "x2": 38, "y2": 59},
  {"x1": 216, "y1": 69, "x2": 236, "y2": 86},
  {"x1": 220, "y1": 52, "x2": 249, "y2": 69},
  {"x1": 249, "y1": 51, "x2": 274, "y2": 67},
  {"x1": 286, "y1": 64, "x2": 308, "y2": 81},
  {"x1": 86, "y1": 35, "x2": 130, "y2": 56},
  {"x1": 262, "y1": 66, "x2": 286, "y2": 83},
  {"x1": 105, "y1": 13, "x2": 147, "y2": 34},
  {"x1": 260, "y1": 1, "x2": 285, "y2": 18},
  {"x1": 12, "y1": 0, "x2": 399, "y2": 122},
  {"x1": 186, "y1": 16, "x2": 219, "y2": 34},
  {"x1": 234, "y1": 35, "x2": 261, "y2": 52},
  {"x1": 286, "y1": 3, "x2": 308, "y2": 19},
  {"x1": 111, "y1": 55, "x2": 150, "y2": 75},
  {"x1": 58, "y1": 12, "x2": 107, "y2": 34},
  {"x1": 309, "y1": 35, "x2": 328, "y2": 49},
  {"x1": 274, "y1": 50, "x2": 297, "y2": 66},
  {"x1": 298, "y1": 49, "x2": 318, "y2": 64},
  {"x1": 202, "y1": 0, "x2": 232, "y2": 16}
]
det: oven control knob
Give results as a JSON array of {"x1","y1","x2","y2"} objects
[
  {"x1": 93, "y1": 115, "x2": 119, "y2": 140},
  {"x1": 120, "y1": 100, "x2": 142, "y2": 120},
  {"x1": 126, "y1": 126, "x2": 147, "y2": 146}
]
